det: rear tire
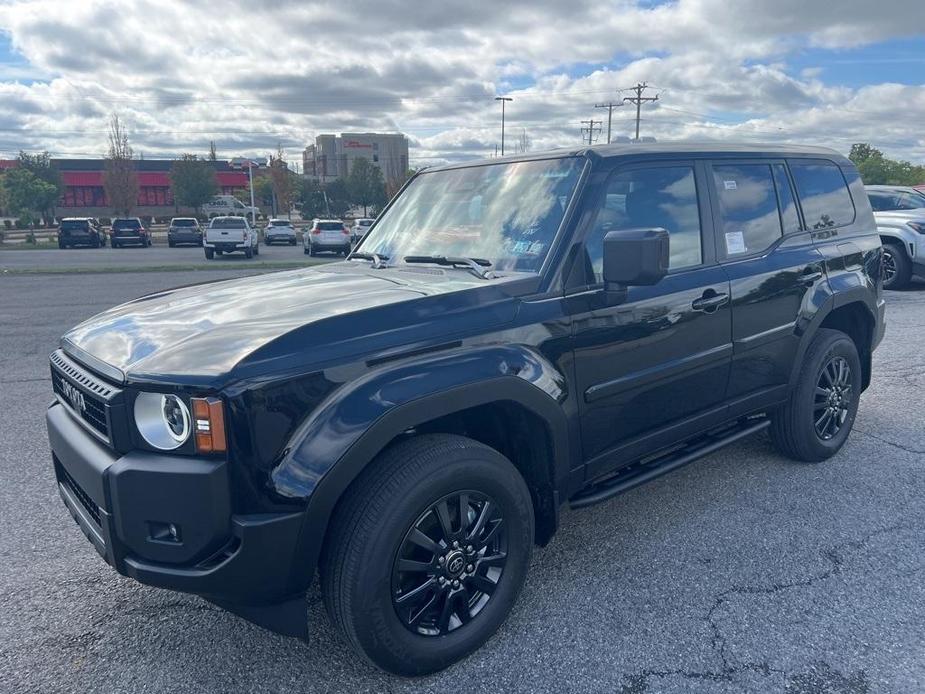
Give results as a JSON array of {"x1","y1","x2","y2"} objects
[
  {"x1": 770, "y1": 328, "x2": 862, "y2": 462},
  {"x1": 204, "y1": 248, "x2": 214, "y2": 259},
  {"x1": 168, "y1": 240, "x2": 175, "y2": 248},
  {"x1": 882, "y1": 241, "x2": 912, "y2": 290},
  {"x1": 254, "y1": 243, "x2": 259, "y2": 256},
  {"x1": 290, "y1": 239, "x2": 296, "y2": 246},
  {"x1": 58, "y1": 241, "x2": 66, "y2": 249},
  {"x1": 303, "y1": 247, "x2": 310, "y2": 255},
  {"x1": 244, "y1": 246, "x2": 253, "y2": 259},
  {"x1": 320, "y1": 434, "x2": 534, "y2": 676}
]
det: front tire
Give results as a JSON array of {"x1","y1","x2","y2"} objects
[
  {"x1": 770, "y1": 328, "x2": 862, "y2": 462},
  {"x1": 320, "y1": 434, "x2": 534, "y2": 676},
  {"x1": 244, "y1": 246, "x2": 253, "y2": 259},
  {"x1": 204, "y1": 247, "x2": 214, "y2": 259},
  {"x1": 882, "y1": 241, "x2": 912, "y2": 290}
]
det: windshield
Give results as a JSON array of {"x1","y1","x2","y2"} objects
[
  {"x1": 172, "y1": 219, "x2": 197, "y2": 226},
  {"x1": 360, "y1": 157, "x2": 584, "y2": 272},
  {"x1": 60, "y1": 220, "x2": 89, "y2": 231},
  {"x1": 359, "y1": 220, "x2": 373, "y2": 226},
  {"x1": 869, "y1": 190, "x2": 925, "y2": 211},
  {"x1": 269, "y1": 220, "x2": 291, "y2": 226},
  {"x1": 211, "y1": 218, "x2": 246, "y2": 229},
  {"x1": 113, "y1": 219, "x2": 140, "y2": 229}
]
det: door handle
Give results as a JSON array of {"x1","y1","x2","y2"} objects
[
  {"x1": 800, "y1": 266, "x2": 825, "y2": 285},
  {"x1": 691, "y1": 291, "x2": 729, "y2": 313}
]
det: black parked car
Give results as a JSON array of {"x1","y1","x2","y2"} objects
[
  {"x1": 167, "y1": 217, "x2": 203, "y2": 247},
  {"x1": 45, "y1": 143, "x2": 884, "y2": 675},
  {"x1": 110, "y1": 217, "x2": 151, "y2": 248},
  {"x1": 57, "y1": 217, "x2": 104, "y2": 248}
]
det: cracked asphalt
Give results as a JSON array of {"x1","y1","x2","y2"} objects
[{"x1": 1, "y1": 270, "x2": 923, "y2": 694}]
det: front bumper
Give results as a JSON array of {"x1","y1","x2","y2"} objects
[{"x1": 46, "y1": 402, "x2": 304, "y2": 606}]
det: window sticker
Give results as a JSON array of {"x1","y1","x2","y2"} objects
[
  {"x1": 724, "y1": 180, "x2": 738, "y2": 191},
  {"x1": 725, "y1": 231, "x2": 747, "y2": 254}
]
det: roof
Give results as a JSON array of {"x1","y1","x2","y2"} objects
[{"x1": 428, "y1": 142, "x2": 852, "y2": 172}]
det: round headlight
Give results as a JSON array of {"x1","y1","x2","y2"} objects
[{"x1": 134, "y1": 392, "x2": 191, "y2": 450}]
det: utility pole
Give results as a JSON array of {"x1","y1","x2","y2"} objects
[
  {"x1": 594, "y1": 101, "x2": 622, "y2": 144},
  {"x1": 495, "y1": 96, "x2": 513, "y2": 156},
  {"x1": 580, "y1": 119, "x2": 602, "y2": 146},
  {"x1": 623, "y1": 82, "x2": 659, "y2": 141}
]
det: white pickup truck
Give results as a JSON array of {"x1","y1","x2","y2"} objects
[{"x1": 204, "y1": 216, "x2": 259, "y2": 259}]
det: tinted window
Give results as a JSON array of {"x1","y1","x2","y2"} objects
[
  {"x1": 790, "y1": 160, "x2": 855, "y2": 229},
  {"x1": 112, "y1": 219, "x2": 141, "y2": 230},
  {"x1": 59, "y1": 220, "x2": 89, "y2": 231},
  {"x1": 773, "y1": 164, "x2": 801, "y2": 234},
  {"x1": 171, "y1": 218, "x2": 197, "y2": 226},
  {"x1": 868, "y1": 191, "x2": 925, "y2": 211},
  {"x1": 269, "y1": 220, "x2": 290, "y2": 226},
  {"x1": 587, "y1": 165, "x2": 702, "y2": 278},
  {"x1": 317, "y1": 222, "x2": 343, "y2": 230},
  {"x1": 712, "y1": 164, "x2": 782, "y2": 256},
  {"x1": 211, "y1": 218, "x2": 246, "y2": 229}
]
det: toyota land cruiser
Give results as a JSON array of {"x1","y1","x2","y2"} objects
[{"x1": 45, "y1": 144, "x2": 884, "y2": 676}]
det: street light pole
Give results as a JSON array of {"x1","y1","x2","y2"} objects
[
  {"x1": 248, "y1": 160, "x2": 256, "y2": 227},
  {"x1": 495, "y1": 96, "x2": 513, "y2": 156}
]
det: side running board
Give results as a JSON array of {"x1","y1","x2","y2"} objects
[{"x1": 570, "y1": 418, "x2": 770, "y2": 509}]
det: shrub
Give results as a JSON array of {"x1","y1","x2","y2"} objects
[
  {"x1": 25, "y1": 231, "x2": 36, "y2": 244},
  {"x1": 3, "y1": 220, "x2": 11, "y2": 230}
]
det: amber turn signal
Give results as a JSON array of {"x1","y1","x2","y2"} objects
[{"x1": 191, "y1": 397, "x2": 227, "y2": 454}]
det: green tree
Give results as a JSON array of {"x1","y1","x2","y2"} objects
[
  {"x1": 103, "y1": 114, "x2": 138, "y2": 215},
  {"x1": 17, "y1": 151, "x2": 61, "y2": 223},
  {"x1": 346, "y1": 158, "x2": 387, "y2": 216},
  {"x1": 295, "y1": 176, "x2": 325, "y2": 219},
  {"x1": 848, "y1": 142, "x2": 925, "y2": 186},
  {"x1": 169, "y1": 154, "x2": 218, "y2": 213},
  {"x1": 324, "y1": 178, "x2": 352, "y2": 217},
  {"x1": 1, "y1": 167, "x2": 58, "y2": 224}
]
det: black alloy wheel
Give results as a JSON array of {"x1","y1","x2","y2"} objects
[
  {"x1": 392, "y1": 490, "x2": 507, "y2": 636},
  {"x1": 813, "y1": 356, "x2": 852, "y2": 441},
  {"x1": 882, "y1": 247, "x2": 897, "y2": 283}
]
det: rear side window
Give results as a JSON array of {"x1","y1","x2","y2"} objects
[
  {"x1": 789, "y1": 160, "x2": 855, "y2": 230},
  {"x1": 773, "y1": 165, "x2": 801, "y2": 234},
  {"x1": 712, "y1": 164, "x2": 782, "y2": 256}
]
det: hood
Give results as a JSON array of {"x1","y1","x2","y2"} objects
[
  {"x1": 62, "y1": 263, "x2": 520, "y2": 386},
  {"x1": 873, "y1": 208, "x2": 925, "y2": 223}
]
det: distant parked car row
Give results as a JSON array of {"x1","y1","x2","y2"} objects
[
  {"x1": 57, "y1": 216, "x2": 152, "y2": 248},
  {"x1": 865, "y1": 184, "x2": 925, "y2": 289}
]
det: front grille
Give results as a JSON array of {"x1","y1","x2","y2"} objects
[
  {"x1": 58, "y1": 462, "x2": 102, "y2": 527},
  {"x1": 50, "y1": 351, "x2": 116, "y2": 441}
]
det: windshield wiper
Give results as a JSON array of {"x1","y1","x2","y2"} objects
[
  {"x1": 350, "y1": 251, "x2": 389, "y2": 268},
  {"x1": 403, "y1": 255, "x2": 494, "y2": 279}
]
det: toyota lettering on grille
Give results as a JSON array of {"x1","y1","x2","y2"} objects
[{"x1": 60, "y1": 380, "x2": 87, "y2": 413}]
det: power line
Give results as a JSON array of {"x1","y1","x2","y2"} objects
[
  {"x1": 594, "y1": 101, "x2": 623, "y2": 144},
  {"x1": 623, "y1": 82, "x2": 659, "y2": 141}
]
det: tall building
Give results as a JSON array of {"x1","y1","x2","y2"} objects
[{"x1": 303, "y1": 133, "x2": 409, "y2": 188}]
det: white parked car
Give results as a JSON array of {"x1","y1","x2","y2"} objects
[
  {"x1": 351, "y1": 218, "x2": 375, "y2": 245},
  {"x1": 304, "y1": 218, "x2": 352, "y2": 256},
  {"x1": 865, "y1": 185, "x2": 925, "y2": 289},
  {"x1": 202, "y1": 195, "x2": 261, "y2": 221},
  {"x1": 204, "y1": 216, "x2": 259, "y2": 259}
]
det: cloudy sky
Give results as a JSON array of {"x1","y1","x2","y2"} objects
[{"x1": 0, "y1": 0, "x2": 923, "y2": 168}]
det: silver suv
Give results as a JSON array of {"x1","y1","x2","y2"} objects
[{"x1": 866, "y1": 185, "x2": 925, "y2": 288}]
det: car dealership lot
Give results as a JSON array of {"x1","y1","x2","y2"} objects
[{"x1": 0, "y1": 268, "x2": 923, "y2": 693}]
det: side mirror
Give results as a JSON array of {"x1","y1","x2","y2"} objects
[{"x1": 602, "y1": 227, "x2": 669, "y2": 289}]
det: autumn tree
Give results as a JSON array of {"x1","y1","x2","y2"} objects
[
  {"x1": 346, "y1": 158, "x2": 387, "y2": 216},
  {"x1": 269, "y1": 145, "x2": 294, "y2": 217},
  {"x1": 103, "y1": 114, "x2": 138, "y2": 215}
]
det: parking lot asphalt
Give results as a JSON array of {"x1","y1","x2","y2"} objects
[
  {"x1": 0, "y1": 242, "x2": 332, "y2": 273},
  {"x1": 1, "y1": 266, "x2": 923, "y2": 694}
]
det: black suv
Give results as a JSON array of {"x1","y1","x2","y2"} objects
[
  {"x1": 45, "y1": 144, "x2": 884, "y2": 675},
  {"x1": 57, "y1": 217, "x2": 104, "y2": 248},
  {"x1": 110, "y1": 217, "x2": 151, "y2": 248}
]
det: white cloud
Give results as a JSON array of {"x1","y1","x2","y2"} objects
[{"x1": 0, "y1": 0, "x2": 922, "y2": 165}]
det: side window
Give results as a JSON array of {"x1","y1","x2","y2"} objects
[
  {"x1": 773, "y1": 164, "x2": 801, "y2": 234},
  {"x1": 586, "y1": 165, "x2": 702, "y2": 279},
  {"x1": 712, "y1": 164, "x2": 782, "y2": 257},
  {"x1": 789, "y1": 159, "x2": 855, "y2": 229}
]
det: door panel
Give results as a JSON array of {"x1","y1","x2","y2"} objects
[{"x1": 568, "y1": 161, "x2": 732, "y2": 481}]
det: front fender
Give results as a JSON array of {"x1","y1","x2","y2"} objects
[{"x1": 271, "y1": 344, "x2": 571, "y2": 595}]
